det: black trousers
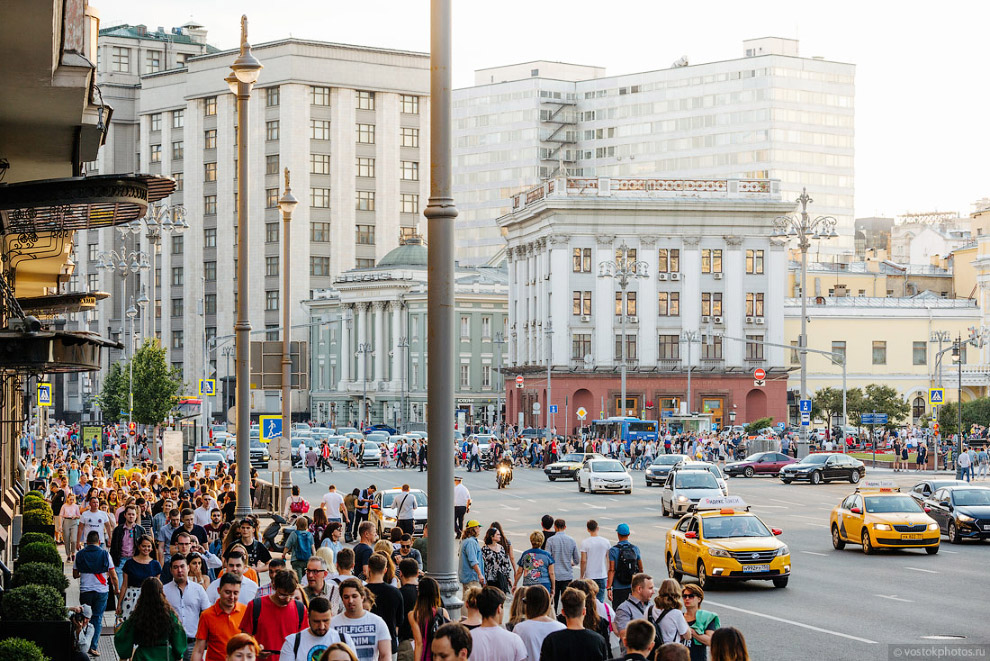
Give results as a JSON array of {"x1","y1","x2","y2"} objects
[
  {"x1": 552, "y1": 579, "x2": 572, "y2": 612},
  {"x1": 352, "y1": 510, "x2": 368, "y2": 539},
  {"x1": 397, "y1": 519, "x2": 415, "y2": 536},
  {"x1": 611, "y1": 587, "x2": 631, "y2": 610},
  {"x1": 454, "y1": 506, "x2": 467, "y2": 536}
]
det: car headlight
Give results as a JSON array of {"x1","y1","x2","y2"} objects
[
  {"x1": 874, "y1": 523, "x2": 892, "y2": 531},
  {"x1": 958, "y1": 514, "x2": 975, "y2": 523},
  {"x1": 708, "y1": 548, "x2": 731, "y2": 558},
  {"x1": 384, "y1": 516, "x2": 396, "y2": 523},
  {"x1": 777, "y1": 545, "x2": 789, "y2": 556},
  {"x1": 677, "y1": 495, "x2": 688, "y2": 503},
  {"x1": 928, "y1": 523, "x2": 939, "y2": 531}
]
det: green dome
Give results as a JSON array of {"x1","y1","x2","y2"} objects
[{"x1": 377, "y1": 238, "x2": 427, "y2": 268}]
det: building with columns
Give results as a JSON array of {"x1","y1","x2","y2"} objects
[
  {"x1": 307, "y1": 239, "x2": 508, "y2": 429},
  {"x1": 498, "y1": 176, "x2": 795, "y2": 433}
]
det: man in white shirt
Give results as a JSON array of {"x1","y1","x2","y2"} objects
[
  {"x1": 206, "y1": 551, "x2": 258, "y2": 604},
  {"x1": 453, "y1": 477, "x2": 471, "y2": 537},
  {"x1": 394, "y1": 484, "x2": 418, "y2": 536},
  {"x1": 192, "y1": 499, "x2": 214, "y2": 528},
  {"x1": 163, "y1": 553, "x2": 211, "y2": 657},
  {"x1": 279, "y1": 596, "x2": 353, "y2": 661},
  {"x1": 78, "y1": 495, "x2": 113, "y2": 548},
  {"x1": 579, "y1": 519, "x2": 611, "y2": 602},
  {"x1": 320, "y1": 485, "x2": 348, "y2": 524},
  {"x1": 468, "y1": 586, "x2": 526, "y2": 661},
  {"x1": 331, "y1": 578, "x2": 391, "y2": 661}
]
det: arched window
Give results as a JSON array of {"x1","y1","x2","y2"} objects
[{"x1": 912, "y1": 396, "x2": 925, "y2": 422}]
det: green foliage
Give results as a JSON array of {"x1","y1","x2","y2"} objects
[
  {"x1": 0, "y1": 638, "x2": 50, "y2": 661},
  {"x1": 18, "y1": 532, "x2": 56, "y2": 548},
  {"x1": 12, "y1": 562, "x2": 69, "y2": 592},
  {"x1": 22, "y1": 499, "x2": 49, "y2": 513},
  {"x1": 812, "y1": 386, "x2": 865, "y2": 425},
  {"x1": 744, "y1": 417, "x2": 774, "y2": 435},
  {"x1": 17, "y1": 541, "x2": 61, "y2": 567},
  {"x1": 131, "y1": 339, "x2": 182, "y2": 426},
  {"x1": 937, "y1": 397, "x2": 990, "y2": 436},
  {"x1": 25, "y1": 490, "x2": 44, "y2": 499},
  {"x1": 96, "y1": 360, "x2": 129, "y2": 423},
  {"x1": 0, "y1": 584, "x2": 66, "y2": 621},
  {"x1": 23, "y1": 508, "x2": 53, "y2": 527},
  {"x1": 860, "y1": 384, "x2": 911, "y2": 429}
]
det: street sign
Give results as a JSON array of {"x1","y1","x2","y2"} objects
[
  {"x1": 549, "y1": 405, "x2": 558, "y2": 414},
  {"x1": 754, "y1": 379, "x2": 766, "y2": 387},
  {"x1": 800, "y1": 414, "x2": 810, "y2": 426},
  {"x1": 861, "y1": 414, "x2": 873, "y2": 424},
  {"x1": 576, "y1": 407, "x2": 588, "y2": 420},
  {"x1": 532, "y1": 402, "x2": 541, "y2": 414},
  {"x1": 37, "y1": 383, "x2": 52, "y2": 407},
  {"x1": 260, "y1": 415, "x2": 282, "y2": 443},
  {"x1": 272, "y1": 438, "x2": 291, "y2": 460},
  {"x1": 929, "y1": 388, "x2": 944, "y2": 405},
  {"x1": 874, "y1": 413, "x2": 888, "y2": 424},
  {"x1": 799, "y1": 399, "x2": 812, "y2": 414},
  {"x1": 753, "y1": 368, "x2": 766, "y2": 380},
  {"x1": 199, "y1": 379, "x2": 216, "y2": 396},
  {"x1": 516, "y1": 375, "x2": 524, "y2": 389},
  {"x1": 776, "y1": 422, "x2": 786, "y2": 429},
  {"x1": 599, "y1": 411, "x2": 605, "y2": 419}
]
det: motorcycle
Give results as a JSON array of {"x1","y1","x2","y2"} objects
[
  {"x1": 262, "y1": 513, "x2": 297, "y2": 553},
  {"x1": 496, "y1": 462, "x2": 513, "y2": 489}
]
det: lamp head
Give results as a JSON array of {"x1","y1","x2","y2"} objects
[
  {"x1": 230, "y1": 16, "x2": 263, "y2": 86},
  {"x1": 278, "y1": 168, "x2": 299, "y2": 215}
]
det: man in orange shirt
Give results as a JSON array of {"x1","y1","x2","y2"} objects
[{"x1": 193, "y1": 573, "x2": 246, "y2": 661}]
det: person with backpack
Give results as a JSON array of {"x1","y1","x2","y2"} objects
[
  {"x1": 615, "y1": 574, "x2": 655, "y2": 650},
  {"x1": 284, "y1": 516, "x2": 315, "y2": 579},
  {"x1": 651, "y1": 579, "x2": 690, "y2": 648},
  {"x1": 285, "y1": 485, "x2": 310, "y2": 517},
  {"x1": 277, "y1": 596, "x2": 354, "y2": 661},
  {"x1": 607, "y1": 524, "x2": 643, "y2": 608},
  {"x1": 239, "y1": 569, "x2": 308, "y2": 659},
  {"x1": 409, "y1": 576, "x2": 450, "y2": 661}
]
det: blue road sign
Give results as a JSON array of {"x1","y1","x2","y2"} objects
[
  {"x1": 873, "y1": 413, "x2": 888, "y2": 424},
  {"x1": 860, "y1": 414, "x2": 874, "y2": 424},
  {"x1": 37, "y1": 383, "x2": 52, "y2": 407},
  {"x1": 199, "y1": 378, "x2": 216, "y2": 396},
  {"x1": 799, "y1": 399, "x2": 812, "y2": 414},
  {"x1": 776, "y1": 422, "x2": 786, "y2": 429},
  {"x1": 549, "y1": 405, "x2": 558, "y2": 414},
  {"x1": 929, "y1": 388, "x2": 944, "y2": 405},
  {"x1": 259, "y1": 415, "x2": 282, "y2": 443}
]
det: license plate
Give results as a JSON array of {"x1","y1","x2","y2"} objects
[
  {"x1": 742, "y1": 564, "x2": 770, "y2": 573},
  {"x1": 901, "y1": 534, "x2": 922, "y2": 540},
  {"x1": 983, "y1": 525, "x2": 990, "y2": 531},
  {"x1": 605, "y1": 484, "x2": 622, "y2": 489},
  {"x1": 552, "y1": 468, "x2": 564, "y2": 472}
]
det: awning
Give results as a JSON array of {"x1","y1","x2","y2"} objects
[
  {"x1": 0, "y1": 329, "x2": 122, "y2": 373},
  {"x1": 17, "y1": 290, "x2": 109, "y2": 316},
  {"x1": 0, "y1": 173, "x2": 176, "y2": 234}
]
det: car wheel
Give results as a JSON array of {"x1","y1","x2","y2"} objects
[
  {"x1": 744, "y1": 467, "x2": 754, "y2": 478},
  {"x1": 781, "y1": 478, "x2": 792, "y2": 484},
  {"x1": 578, "y1": 479, "x2": 585, "y2": 493},
  {"x1": 661, "y1": 499, "x2": 670, "y2": 517},
  {"x1": 697, "y1": 562, "x2": 715, "y2": 589},
  {"x1": 862, "y1": 530, "x2": 874, "y2": 555},
  {"x1": 850, "y1": 470, "x2": 861, "y2": 484},
  {"x1": 926, "y1": 545, "x2": 939, "y2": 555},
  {"x1": 831, "y1": 525, "x2": 846, "y2": 550},
  {"x1": 549, "y1": 476, "x2": 556, "y2": 482},
  {"x1": 772, "y1": 576, "x2": 789, "y2": 588},
  {"x1": 625, "y1": 489, "x2": 632, "y2": 494},
  {"x1": 810, "y1": 471, "x2": 822, "y2": 485},
  {"x1": 948, "y1": 522, "x2": 962, "y2": 544},
  {"x1": 667, "y1": 554, "x2": 682, "y2": 581}
]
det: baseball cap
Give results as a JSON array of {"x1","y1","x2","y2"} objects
[
  {"x1": 79, "y1": 604, "x2": 93, "y2": 619},
  {"x1": 466, "y1": 520, "x2": 481, "y2": 529},
  {"x1": 454, "y1": 476, "x2": 463, "y2": 481},
  {"x1": 616, "y1": 523, "x2": 631, "y2": 536}
]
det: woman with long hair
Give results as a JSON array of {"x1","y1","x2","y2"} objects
[
  {"x1": 481, "y1": 527, "x2": 513, "y2": 593},
  {"x1": 117, "y1": 535, "x2": 162, "y2": 620},
  {"x1": 187, "y1": 554, "x2": 211, "y2": 590},
  {"x1": 113, "y1": 577, "x2": 186, "y2": 660},
  {"x1": 489, "y1": 521, "x2": 513, "y2": 559},
  {"x1": 60, "y1": 493, "x2": 81, "y2": 561},
  {"x1": 512, "y1": 584, "x2": 563, "y2": 658},
  {"x1": 652, "y1": 578, "x2": 690, "y2": 645},
  {"x1": 710, "y1": 627, "x2": 749, "y2": 661},
  {"x1": 310, "y1": 507, "x2": 329, "y2": 547},
  {"x1": 409, "y1": 576, "x2": 450, "y2": 661},
  {"x1": 319, "y1": 522, "x2": 344, "y2": 565},
  {"x1": 372, "y1": 541, "x2": 398, "y2": 585},
  {"x1": 558, "y1": 579, "x2": 609, "y2": 641}
]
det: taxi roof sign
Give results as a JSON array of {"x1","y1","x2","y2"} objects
[
  {"x1": 695, "y1": 496, "x2": 748, "y2": 511},
  {"x1": 858, "y1": 479, "x2": 899, "y2": 492}
]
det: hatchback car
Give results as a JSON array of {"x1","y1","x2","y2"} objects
[
  {"x1": 661, "y1": 470, "x2": 725, "y2": 517},
  {"x1": 924, "y1": 485, "x2": 990, "y2": 543},
  {"x1": 673, "y1": 461, "x2": 728, "y2": 496},
  {"x1": 724, "y1": 452, "x2": 797, "y2": 478},
  {"x1": 645, "y1": 454, "x2": 689, "y2": 486},
  {"x1": 831, "y1": 486, "x2": 939, "y2": 554},
  {"x1": 187, "y1": 451, "x2": 226, "y2": 476},
  {"x1": 360, "y1": 441, "x2": 383, "y2": 466},
  {"x1": 371, "y1": 488, "x2": 428, "y2": 537},
  {"x1": 780, "y1": 453, "x2": 865, "y2": 485},
  {"x1": 908, "y1": 479, "x2": 969, "y2": 506},
  {"x1": 577, "y1": 459, "x2": 633, "y2": 494}
]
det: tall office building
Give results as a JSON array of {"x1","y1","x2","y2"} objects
[{"x1": 453, "y1": 37, "x2": 855, "y2": 265}]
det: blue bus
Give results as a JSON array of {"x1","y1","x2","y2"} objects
[{"x1": 591, "y1": 417, "x2": 659, "y2": 448}]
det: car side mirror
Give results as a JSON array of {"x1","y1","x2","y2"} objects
[
  {"x1": 850, "y1": 507, "x2": 862, "y2": 514},
  {"x1": 939, "y1": 501, "x2": 951, "y2": 509},
  {"x1": 371, "y1": 504, "x2": 380, "y2": 510},
  {"x1": 924, "y1": 507, "x2": 932, "y2": 513},
  {"x1": 685, "y1": 531, "x2": 698, "y2": 539},
  {"x1": 771, "y1": 528, "x2": 782, "y2": 536}
]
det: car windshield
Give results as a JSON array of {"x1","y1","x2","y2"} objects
[
  {"x1": 864, "y1": 495, "x2": 923, "y2": 513},
  {"x1": 675, "y1": 472, "x2": 719, "y2": 489},
  {"x1": 952, "y1": 489, "x2": 990, "y2": 506},
  {"x1": 797, "y1": 454, "x2": 829, "y2": 465},
  {"x1": 364, "y1": 442, "x2": 379, "y2": 450},
  {"x1": 591, "y1": 461, "x2": 625, "y2": 473},
  {"x1": 250, "y1": 440, "x2": 264, "y2": 449},
  {"x1": 196, "y1": 453, "x2": 224, "y2": 463},
  {"x1": 561, "y1": 454, "x2": 584, "y2": 463},
  {"x1": 703, "y1": 516, "x2": 772, "y2": 539},
  {"x1": 652, "y1": 455, "x2": 683, "y2": 465},
  {"x1": 382, "y1": 491, "x2": 429, "y2": 507},
  {"x1": 743, "y1": 453, "x2": 767, "y2": 462}
]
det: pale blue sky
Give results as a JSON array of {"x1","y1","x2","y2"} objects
[{"x1": 95, "y1": 0, "x2": 990, "y2": 220}]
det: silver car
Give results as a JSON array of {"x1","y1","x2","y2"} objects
[{"x1": 661, "y1": 469, "x2": 725, "y2": 517}]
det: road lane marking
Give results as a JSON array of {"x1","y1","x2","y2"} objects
[
  {"x1": 941, "y1": 550, "x2": 958, "y2": 554},
  {"x1": 787, "y1": 515, "x2": 823, "y2": 521},
  {"x1": 754, "y1": 505, "x2": 788, "y2": 509},
  {"x1": 800, "y1": 551, "x2": 827, "y2": 556},
  {"x1": 704, "y1": 600, "x2": 878, "y2": 644},
  {"x1": 583, "y1": 502, "x2": 606, "y2": 509},
  {"x1": 768, "y1": 498, "x2": 795, "y2": 504},
  {"x1": 876, "y1": 594, "x2": 913, "y2": 602},
  {"x1": 905, "y1": 567, "x2": 937, "y2": 574}
]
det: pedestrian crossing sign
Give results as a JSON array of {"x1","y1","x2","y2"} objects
[
  {"x1": 199, "y1": 379, "x2": 216, "y2": 396},
  {"x1": 929, "y1": 388, "x2": 944, "y2": 405},
  {"x1": 37, "y1": 383, "x2": 52, "y2": 407},
  {"x1": 260, "y1": 415, "x2": 282, "y2": 443}
]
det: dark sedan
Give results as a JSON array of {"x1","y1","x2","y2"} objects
[
  {"x1": 725, "y1": 452, "x2": 797, "y2": 478},
  {"x1": 924, "y1": 486, "x2": 990, "y2": 543},
  {"x1": 780, "y1": 453, "x2": 865, "y2": 485},
  {"x1": 644, "y1": 454, "x2": 688, "y2": 486},
  {"x1": 908, "y1": 479, "x2": 969, "y2": 506}
]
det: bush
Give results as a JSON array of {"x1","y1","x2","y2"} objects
[
  {"x1": 18, "y1": 532, "x2": 56, "y2": 548},
  {"x1": 22, "y1": 500, "x2": 50, "y2": 514},
  {"x1": 22, "y1": 494, "x2": 44, "y2": 506},
  {"x1": 0, "y1": 584, "x2": 65, "y2": 622},
  {"x1": 26, "y1": 490, "x2": 44, "y2": 499},
  {"x1": 0, "y1": 638, "x2": 50, "y2": 661},
  {"x1": 12, "y1": 562, "x2": 69, "y2": 592},
  {"x1": 23, "y1": 508, "x2": 53, "y2": 526},
  {"x1": 744, "y1": 416, "x2": 774, "y2": 436},
  {"x1": 17, "y1": 542, "x2": 62, "y2": 567}
]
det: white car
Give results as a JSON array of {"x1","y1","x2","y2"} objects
[
  {"x1": 372, "y1": 488, "x2": 429, "y2": 537},
  {"x1": 187, "y1": 451, "x2": 226, "y2": 476},
  {"x1": 675, "y1": 461, "x2": 729, "y2": 496},
  {"x1": 577, "y1": 459, "x2": 633, "y2": 494},
  {"x1": 661, "y1": 469, "x2": 726, "y2": 517},
  {"x1": 360, "y1": 441, "x2": 382, "y2": 466}
]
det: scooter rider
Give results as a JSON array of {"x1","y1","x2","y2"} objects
[{"x1": 496, "y1": 451, "x2": 513, "y2": 488}]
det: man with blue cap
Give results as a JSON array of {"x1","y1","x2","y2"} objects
[{"x1": 606, "y1": 523, "x2": 642, "y2": 608}]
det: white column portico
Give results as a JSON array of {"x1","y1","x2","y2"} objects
[
  {"x1": 639, "y1": 236, "x2": 660, "y2": 367},
  {"x1": 594, "y1": 235, "x2": 615, "y2": 367},
  {"x1": 357, "y1": 303, "x2": 368, "y2": 384},
  {"x1": 339, "y1": 305, "x2": 351, "y2": 387},
  {"x1": 374, "y1": 301, "x2": 386, "y2": 383},
  {"x1": 723, "y1": 236, "x2": 745, "y2": 367},
  {"x1": 391, "y1": 303, "x2": 402, "y2": 383}
]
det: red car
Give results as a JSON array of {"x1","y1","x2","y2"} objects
[{"x1": 724, "y1": 451, "x2": 797, "y2": 477}]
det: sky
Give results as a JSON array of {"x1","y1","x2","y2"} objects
[{"x1": 95, "y1": 0, "x2": 990, "y2": 220}]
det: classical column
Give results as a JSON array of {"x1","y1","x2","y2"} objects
[
  {"x1": 723, "y1": 236, "x2": 745, "y2": 367},
  {"x1": 356, "y1": 303, "x2": 368, "y2": 383},
  {"x1": 391, "y1": 302, "x2": 402, "y2": 383},
  {"x1": 339, "y1": 305, "x2": 352, "y2": 386},
  {"x1": 594, "y1": 234, "x2": 615, "y2": 367},
  {"x1": 547, "y1": 235, "x2": 570, "y2": 364},
  {"x1": 766, "y1": 239, "x2": 788, "y2": 367},
  {"x1": 374, "y1": 301, "x2": 386, "y2": 383},
  {"x1": 639, "y1": 236, "x2": 660, "y2": 367}
]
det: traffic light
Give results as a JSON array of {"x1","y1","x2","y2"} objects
[{"x1": 128, "y1": 421, "x2": 136, "y2": 436}]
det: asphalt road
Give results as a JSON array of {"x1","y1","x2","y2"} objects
[{"x1": 286, "y1": 460, "x2": 990, "y2": 660}]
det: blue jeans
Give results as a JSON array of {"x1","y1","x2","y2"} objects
[
  {"x1": 591, "y1": 577, "x2": 606, "y2": 602},
  {"x1": 468, "y1": 456, "x2": 481, "y2": 471},
  {"x1": 80, "y1": 590, "x2": 109, "y2": 651},
  {"x1": 308, "y1": 466, "x2": 316, "y2": 481}
]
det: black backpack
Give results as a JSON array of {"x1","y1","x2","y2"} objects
[
  {"x1": 613, "y1": 543, "x2": 639, "y2": 585},
  {"x1": 252, "y1": 596, "x2": 304, "y2": 637},
  {"x1": 426, "y1": 610, "x2": 449, "y2": 644}
]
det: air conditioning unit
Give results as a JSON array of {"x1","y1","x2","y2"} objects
[
  {"x1": 658, "y1": 273, "x2": 668, "y2": 281},
  {"x1": 713, "y1": 273, "x2": 723, "y2": 280},
  {"x1": 627, "y1": 316, "x2": 639, "y2": 324},
  {"x1": 701, "y1": 316, "x2": 710, "y2": 323},
  {"x1": 755, "y1": 317, "x2": 765, "y2": 325},
  {"x1": 670, "y1": 273, "x2": 681, "y2": 281},
  {"x1": 713, "y1": 316, "x2": 723, "y2": 324},
  {"x1": 580, "y1": 315, "x2": 591, "y2": 322},
  {"x1": 746, "y1": 316, "x2": 754, "y2": 324}
]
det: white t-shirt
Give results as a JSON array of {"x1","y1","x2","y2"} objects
[
  {"x1": 79, "y1": 509, "x2": 111, "y2": 545},
  {"x1": 580, "y1": 535, "x2": 611, "y2": 580},
  {"x1": 206, "y1": 575, "x2": 259, "y2": 604},
  {"x1": 394, "y1": 492, "x2": 417, "y2": 520},
  {"x1": 330, "y1": 611, "x2": 390, "y2": 661},
  {"x1": 654, "y1": 607, "x2": 690, "y2": 645},
  {"x1": 467, "y1": 626, "x2": 527, "y2": 661},
  {"x1": 454, "y1": 484, "x2": 471, "y2": 507},
  {"x1": 512, "y1": 618, "x2": 565, "y2": 661},
  {"x1": 321, "y1": 491, "x2": 346, "y2": 519},
  {"x1": 279, "y1": 627, "x2": 355, "y2": 661},
  {"x1": 76, "y1": 551, "x2": 115, "y2": 593}
]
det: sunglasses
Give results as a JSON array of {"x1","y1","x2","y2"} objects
[
  {"x1": 682, "y1": 593, "x2": 698, "y2": 599},
  {"x1": 401, "y1": 544, "x2": 412, "y2": 549}
]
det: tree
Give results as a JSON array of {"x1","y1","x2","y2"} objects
[
  {"x1": 96, "y1": 362, "x2": 129, "y2": 423},
  {"x1": 744, "y1": 417, "x2": 774, "y2": 435},
  {"x1": 812, "y1": 386, "x2": 864, "y2": 426},
  {"x1": 938, "y1": 397, "x2": 990, "y2": 437},
  {"x1": 130, "y1": 339, "x2": 182, "y2": 426},
  {"x1": 862, "y1": 384, "x2": 911, "y2": 429}
]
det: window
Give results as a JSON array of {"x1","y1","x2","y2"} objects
[
  {"x1": 265, "y1": 290, "x2": 279, "y2": 310},
  {"x1": 482, "y1": 365, "x2": 492, "y2": 388},
  {"x1": 264, "y1": 154, "x2": 279, "y2": 176},
  {"x1": 265, "y1": 120, "x2": 280, "y2": 141},
  {"x1": 400, "y1": 95, "x2": 419, "y2": 114},
  {"x1": 311, "y1": 120, "x2": 331, "y2": 141},
  {"x1": 266, "y1": 222, "x2": 279, "y2": 243},
  {"x1": 357, "y1": 91, "x2": 376, "y2": 110},
  {"x1": 615, "y1": 247, "x2": 637, "y2": 264},
  {"x1": 356, "y1": 258, "x2": 375, "y2": 269},
  {"x1": 171, "y1": 330, "x2": 184, "y2": 350},
  {"x1": 311, "y1": 222, "x2": 330, "y2": 242},
  {"x1": 266, "y1": 188, "x2": 279, "y2": 208},
  {"x1": 204, "y1": 96, "x2": 217, "y2": 116},
  {"x1": 356, "y1": 124, "x2": 375, "y2": 144},
  {"x1": 356, "y1": 191, "x2": 375, "y2": 211},
  {"x1": 572, "y1": 248, "x2": 592, "y2": 273},
  {"x1": 112, "y1": 46, "x2": 129, "y2": 72},
  {"x1": 204, "y1": 129, "x2": 217, "y2": 149},
  {"x1": 400, "y1": 161, "x2": 420, "y2": 181},
  {"x1": 171, "y1": 267, "x2": 183, "y2": 286},
  {"x1": 572, "y1": 333, "x2": 592, "y2": 360},
  {"x1": 171, "y1": 235, "x2": 184, "y2": 254},
  {"x1": 204, "y1": 261, "x2": 217, "y2": 281},
  {"x1": 572, "y1": 291, "x2": 592, "y2": 316},
  {"x1": 150, "y1": 113, "x2": 162, "y2": 131},
  {"x1": 913, "y1": 341, "x2": 927, "y2": 366},
  {"x1": 659, "y1": 335, "x2": 680, "y2": 360},
  {"x1": 746, "y1": 249, "x2": 765, "y2": 274},
  {"x1": 460, "y1": 316, "x2": 470, "y2": 338},
  {"x1": 265, "y1": 256, "x2": 278, "y2": 277},
  {"x1": 87, "y1": 273, "x2": 98, "y2": 291},
  {"x1": 658, "y1": 292, "x2": 680, "y2": 316},
  {"x1": 311, "y1": 86, "x2": 331, "y2": 106},
  {"x1": 356, "y1": 225, "x2": 376, "y2": 245},
  {"x1": 146, "y1": 50, "x2": 162, "y2": 73},
  {"x1": 310, "y1": 153, "x2": 330, "y2": 175},
  {"x1": 172, "y1": 110, "x2": 184, "y2": 128},
  {"x1": 481, "y1": 316, "x2": 492, "y2": 338},
  {"x1": 460, "y1": 364, "x2": 470, "y2": 389},
  {"x1": 204, "y1": 228, "x2": 217, "y2": 248},
  {"x1": 171, "y1": 298, "x2": 183, "y2": 317},
  {"x1": 203, "y1": 195, "x2": 216, "y2": 215},
  {"x1": 310, "y1": 188, "x2": 331, "y2": 208},
  {"x1": 356, "y1": 157, "x2": 375, "y2": 178},
  {"x1": 400, "y1": 127, "x2": 420, "y2": 148},
  {"x1": 658, "y1": 248, "x2": 680, "y2": 273},
  {"x1": 204, "y1": 162, "x2": 217, "y2": 181},
  {"x1": 701, "y1": 292, "x2": 722, "y2": 316},
  {"x1": 745, "y1": 292, "x2": 765, "y2": 317},
  {"x1": 204, "y1": 294, "x2": 217, "y2": 315},
  {"x1": 702, "y1": 336, "x2": 723, "y2": 360},
  {"x1": 149, "y1": 144, "x2": 161, "y2": 163},
  {"x1": 172, "y1": 141, "x2": 184, "y2": 160},
  {"x1": 310, "y1": 256, "x2": 330, "y2": 276},
  {"x1": 88, "y1": 244, "x2": 98, "y2": 261},
  {"x1": 614, "y1": 334, "x2": 638, "y2": 361},
  {"x1": 172, "y1": 172, "x2": 183, "y2": 191},
  {"x1": 401, "y1": 194, "x2": 419, "y2": 214},
  {"x1": 265, "y1": 86, "x2": 280, "y2": 106},
  {"x1": 831, "y1": 341, "x2": 846, "y2": 364},
  {"x1": 701, "y1": 249, "x2": 722, "y2": 274},
  {"x1": 872, "y1": 340, "x2": 887, "y2": 365},
  {"x1": 746, "y1": 335, "x2": 764, "y2": 360}
]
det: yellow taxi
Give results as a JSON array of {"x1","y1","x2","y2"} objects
[
  {"x1": 830, "y1": 480, "x2": 940, "y2": 555},
  {"x1": 665, "y1": 496, "x2": 790, "y2": 589}
]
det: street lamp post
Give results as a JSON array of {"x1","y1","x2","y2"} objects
[
  {"x1": 599, "y1": 243, "x2": 648, "y2": 417},
  {"x1": 357, "y1": 343, "x2": 373, "y2": 428},
  {"x1": 493, "y1": 331, "x2": 505, "y2": 434},
  {"x1": 226, "y1": 15, "x2": 263, "y2": 518},
  {"x1": 221, "y1": 345, "x2": 235, "y2": 422},
  {"x1": 130, "y1": 206, "x2": 187, "y2": 341},
  {"x1": 397, "y1": 336, "x2": 409, "y2": 432},
  {"x1": 680, "y1": 330, "x2": 700, "y2": 415},
  {"x1": 278, "y1": 169, "x2": 298, "y2": 510},
  {"x1": 771, "y1": 188, "x2": 837, "y2": 459},
  {"x1": 126, "y1": 299, "x2": 138, "y2": 427},
  {"x1": 545, "y1": 321, "x2": 553, "y2": 444}
]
